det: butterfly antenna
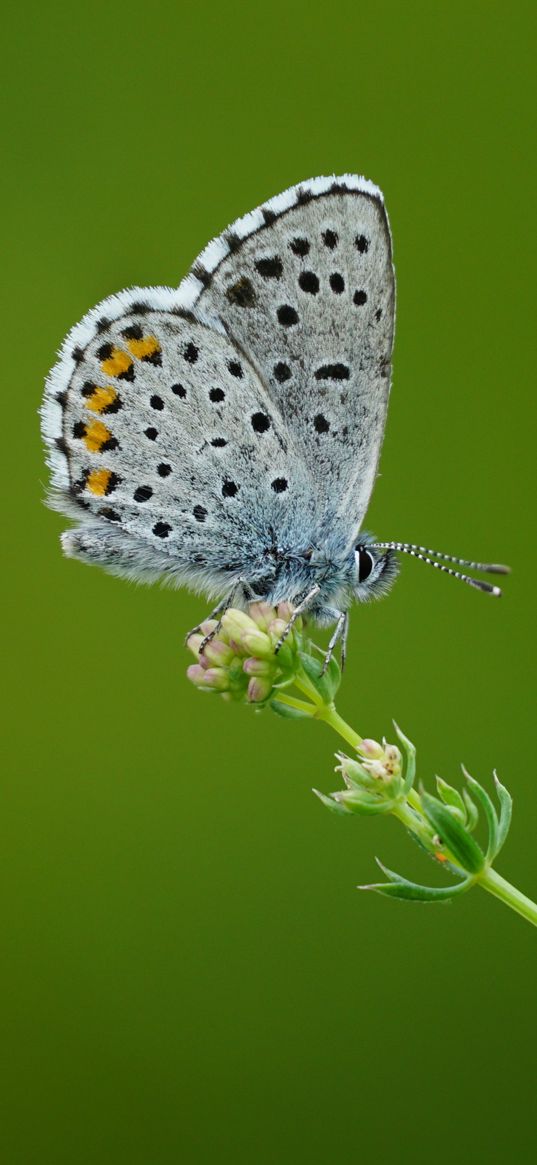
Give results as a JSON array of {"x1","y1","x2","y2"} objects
[{"x1": 371, "y1": 542, "x2": 511, "y2": 596}]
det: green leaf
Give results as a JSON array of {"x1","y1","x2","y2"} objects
[
  {"x1": 298, "y1": 651, "x2": 341, "y2": 703},
  {"x1": 393, "y1": 721, "x2": 416, "y2": 794},
  {"x1": 359, "y1": 859, "x2": 472, "y2": 902},
  {"x1": 420, "y1": 792, "x2": 485, "y2": 874},
  {"x1": 339, "y1": 795, "x2": 397, "y2": 816},
  {"x1": 462, "y1": 766, "x2": 499, "y2": 861},
  {"x1": 436, "y1": 776, "x2": 466, "y2": 820},
  {"x1": 312, "y1": 788, "x2": 352, "y2": 816},
  {"x1": 462, "y1": 789, "x2": 479, "y2": 832},
  {"x1": 494, "y1": 771, "x2": 513, "y2": 856},
  {"x1": 270, "y1": 699, "x2": 313, "y2": 720}
]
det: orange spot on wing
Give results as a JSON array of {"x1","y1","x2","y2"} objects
[
  {"x1": 86, "y1": 385, "x2": 118, "y2": 413},
  {"x1": 86, "y1": 468, "x2": 113, "y2": 496},
  {"x1": 101, "y1": 347, "x2": 133, "y2": 378},
  {"x1": 83, "y1": 419, "x2": 113, "y2": 452},
  {"x1": 126, "y1": 334, "x2": 161, "y2": 360}
]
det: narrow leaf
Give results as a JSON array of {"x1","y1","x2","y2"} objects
[
  {"x1": 436, "y1": 777, "x2": 466, "y2": 819},
  {"x1": 462, "y1": 789, "x2": 479, "y2": 832},
  {"x1": 298, "y1": 651, "x2": 341, "y2": 703},
  {"x1": 312, "y1": 788, "x2": 352, "y2": 816},
  {"x1": 393, "y1": 721, "x2": 416, "y2": 793},
  {"x1": 462, "y1": 766, "x2": 499, "y2": 861},
  {"x1": 359, "y1": 860, "x2": 472, "y2": 902},
  {"x1": 421, "y1": 792, "x2": 485, "y2": 874},
  {"x1": 339, "y1": 796, "x2": 397, "y2": 817},
  {"x1": 494, "y1": 771, "x2": 513, "y2": 856}
]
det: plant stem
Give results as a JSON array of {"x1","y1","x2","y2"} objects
[
  {"x1": 478, "y1": 867, "x2": 537, "y2": 928},
  {"x1": 275, "y1": 692, "x2": 317, "y2": 716},
  {"x1": 315, "y1": 704, "x2": 363, "y2": 749}
]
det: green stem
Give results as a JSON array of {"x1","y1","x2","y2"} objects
[
  {"x1": 274, "y1": 692, "x2": 317, "y2": 716},
  {"x1": 314, "y1": 704, "x2": 363, "y2": 749},
  {"x1": 478, "y1": 867, "x2": 537, "y2": 928}
]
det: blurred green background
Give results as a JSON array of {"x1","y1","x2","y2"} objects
[{"x1": 3, "y1": 1, "x2": 536, "y2": 1161}]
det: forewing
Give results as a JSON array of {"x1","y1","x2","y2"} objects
[
  {"x1": 181, "y1": 175, "x2": 395, "y2": 542},
  {"x1": 42, "y1": 287, "x2": 308, "y2": 590}
]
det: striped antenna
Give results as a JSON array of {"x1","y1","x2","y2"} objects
[{"x1": 371, "y1": 542, "x2": 511, "y2": 596}]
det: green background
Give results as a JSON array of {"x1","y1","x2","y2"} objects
[{"x1": 3, "y1": 1, "x2": 536, "y2": 1161}]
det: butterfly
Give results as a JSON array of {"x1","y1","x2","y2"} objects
[{"x1": 41, "y1": 174, "x2": 508, "y2": 667}]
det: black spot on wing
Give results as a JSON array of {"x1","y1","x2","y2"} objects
[
  {"x1": 329, "y1": 273, "x2": 345, "y2": 294},
  {"x1": 134, "y1": 485, "x2": 153, "y2": 502},
  {"x1": 121, "y1": 323, "x2": 143, "y2": 340},
  {"x1": 273, "y1": 362, "x2": 291, "y2": 383},
  {"x1": 255, "y1": 257, "x2": 283, "y2": 279},
  {"x1": 322, "y1": 229, "x2": 338, "y2": 249},
  {"x1": 251, "y1": 412, "x2": 271, "y2": 433},
  {"x1": 184, "y1": 342, "x2": 199, "y2": 363},
  {"x1": 314, "y1": 364, "x2": 350, "y2": 380},
  {"x1": 222, "y1": 480, "x2": 238, "y2": 498},
  {"x1": 277, "y1": 305, "x2": 298, "y2": 326},
  {"x1": 289, "y1": 237, "x2": 310, "y2": 257},
  {"x1": 298, "y1": 271, "x2": 319, "y2": 295}
]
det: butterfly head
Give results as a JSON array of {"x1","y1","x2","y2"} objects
[
  {"x1": 352, "y1": 535, "x2": 399, "y2": 602},
  {"x1": 353, "y1": 537, "x2": 511, "y2": 600}
]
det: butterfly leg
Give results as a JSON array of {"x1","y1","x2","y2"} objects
[
  {"x1": 273, "y1": 584, "x2": 321, "y2": 655},
  {"x1": 321, "y1": 611, "x2": 349, "y2": 675},
  {"x1": 185, "y1": 579, "x2": 259, "y2": 652}
]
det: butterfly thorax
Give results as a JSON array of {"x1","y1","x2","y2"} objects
[{"x1": 247, "y1": 539, "x2": 355, "y2": 614}]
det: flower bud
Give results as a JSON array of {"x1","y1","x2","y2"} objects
[
  {"x1": 186, "y1": 663, "x2": 207, "y2": 686},
  {"x1": 248, "y1": 602, "x2": 276, "y2": 630},
  {"x1": 199, "y1": 619, "x2": 219, "y2": 637},
  {"x1": 203, "y1": 638, "x2": 235, "y2": 667},
  {"x1": 243, "y1": 657, "x2": 274, "y2": 676},
  {"x1": 361, "y1": 744, "x2": 402, "y2": 783},
  {"x1": 336, "y1": 754, "x2": 380, "y2": 793},
  {"x1": 220, "y1": 608, "x2": 258, "y2": 644},
  {"x1": 199, "y1": 667, "x2": 230, "y2": 691},
  {"x1": 276, "y1": 601, "x2": 295, "y2": 623},
  {"x1": 359, "y1": 738, "x2": 384, "y2": 759},
  {"x1": 186, "y1": 633, "x2": 205, "y2": 658},
  {"x1": 241, "y1": 629, "x2": 274, "y2": 660},
  {"x1": 247, "y1": 675, "x2": 273, "y2": 703},
  {"x1": 267, "y1": 617, "x2": 288, "y2": 643}
]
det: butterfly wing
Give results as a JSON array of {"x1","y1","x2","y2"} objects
[
  {"x1": 180, "y1": 175, "x2": 395, "y2": 546},
  {"x1": 42, "y1": 287, "x2": 311, "y2": 592}
]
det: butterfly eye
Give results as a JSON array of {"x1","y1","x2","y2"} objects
[{"x1": 355, "y1": 546, "x2": 374, "y2": 582}]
